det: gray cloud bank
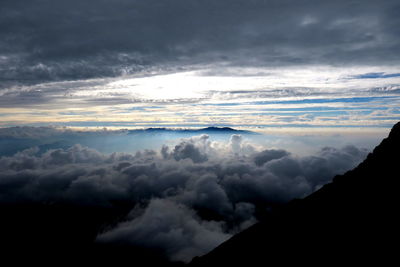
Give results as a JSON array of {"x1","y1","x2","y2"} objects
[
  {"x1": 0, "y1": 134, "x2": 369, "y2": 261},
  {"x1": 1, "y1": 0, "x2": 400, "y2": 87}
]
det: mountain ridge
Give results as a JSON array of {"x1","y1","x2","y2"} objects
[
  {"x1": 128, "y1": 126, "x2": 257, "y2": 135},
  {"x1": 190, "y1": 121, "x2": 399, "y2": 265}
]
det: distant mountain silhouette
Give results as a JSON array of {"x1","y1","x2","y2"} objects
[
  {"x1": 190, "y1": 122, "x2": 400, "y2": 266},
  {"x1": 128, "y1": 126, "x2": 256, "y2": 135}
]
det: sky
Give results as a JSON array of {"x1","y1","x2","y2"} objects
[
  {"x1": 1, "y1": 0, "x2": 400, "y2": 130},
  {"x1": 1, "y1": 0, "x2": 400, "y2": 263}
]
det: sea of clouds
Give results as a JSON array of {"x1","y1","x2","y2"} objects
[{"x1": 0, "y1": 133, "x2": 369, "y2": 262}]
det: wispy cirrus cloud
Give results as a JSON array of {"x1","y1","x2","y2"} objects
[{"x1": 1, "y1": 66, "x2": 400, "y2": 128}]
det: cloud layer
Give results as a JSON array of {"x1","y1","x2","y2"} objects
[
  {"x1": 0, "y1": 134, "x2": 369, "y2": 261},
  {"x1": 1, "y1": 0, "x2": 400, "y2": 87}
]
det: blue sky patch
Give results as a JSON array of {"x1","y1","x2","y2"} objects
[{"x1": 351, "y1": 72, "x2": 400, "y2": 79}]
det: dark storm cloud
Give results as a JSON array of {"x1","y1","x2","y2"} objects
[
  {"x1": 1, "y1": 0, "x2": 400, "y2": 87},
  {"x1": 0, "y1": 134, "x2": 369, "y2": 261}
]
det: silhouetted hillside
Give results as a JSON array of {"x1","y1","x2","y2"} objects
[
  {"x1": 191, "y1": 122, "x2": 400, "y2": 266},
  {"x1": 0, "y1": 201, "x2": 185, "y2": 266}
]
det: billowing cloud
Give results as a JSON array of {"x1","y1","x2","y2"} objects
[
  {"x1": 254, "y1": 149, "x2": 290, "y2": 166},
  {"x1": 167, "y1": 135, "x2": 211, "y2": 163},
  {"x1": 97, "y1": 199, "x2": 231, "y2": 262},
  {"x1": 0, "y1": 134, "x2": 369, "y2": 261}
]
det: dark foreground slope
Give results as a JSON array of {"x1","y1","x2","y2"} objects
[
  {"x1": 0, "y1": 202, "x2": 184, "y2": 266},
  {"x1": 191, "y1": 122, "x2": 400, "y2": 266}
]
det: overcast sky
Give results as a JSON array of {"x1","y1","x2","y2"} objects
[{"x1": 1, "y1": 0, "x2": 400, "y2": 129}]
